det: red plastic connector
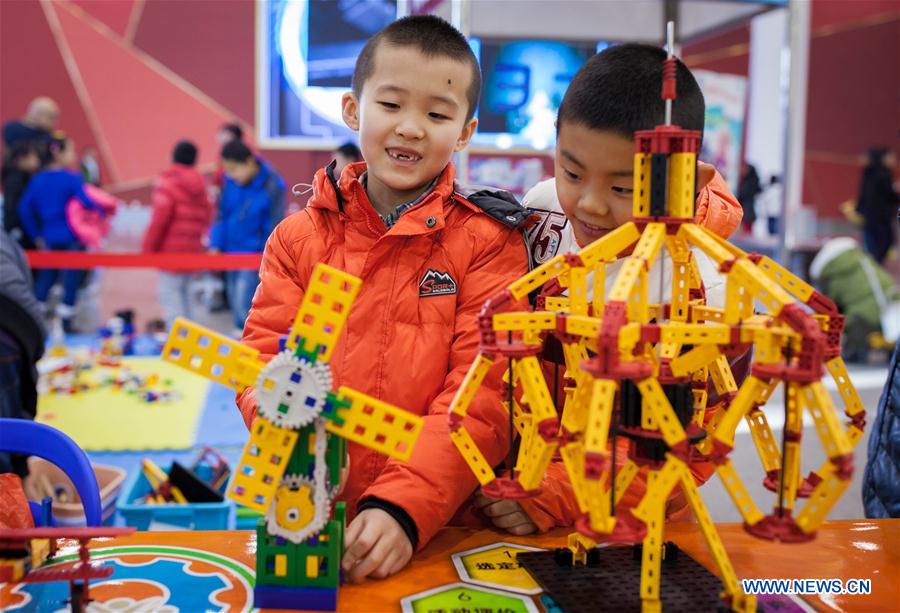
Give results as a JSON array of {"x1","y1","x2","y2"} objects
[
  {"x1": 661, "y1": 57, "x2": 677, "y2": 100},
  {"x1": 830, "y1": 454, "x2": 854, "y2": 480},
  {"x1": 563, "y1": 253, "x2": 585, "y2": 267},
  {"x1": 584, "y1": 452, "x2": 610, "y2": 479},
  {"x1": 482, "y1": 477, "x2": 540, "y2": 500},
  {"x1": 640, "y1": 325, "x2": 661, "y2": 344},
  {"x1": 806, "y1": 290, "x2": 839, "y2": 316},
  {"x1": 744, "y1": 511, "x2": 816, "y2": 543},
  {"x1": 538, "y1": 417, "x2": 560, "y2": 443},
  {"x1": 706, "y1": 438, "x2": 733, "y2": 466}
]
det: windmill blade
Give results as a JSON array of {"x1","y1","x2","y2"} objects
[
  {"x1": 285, "y1": 264, "x2": 361, "y2": 362},
  {"x1": 326, "y1": 387, "x2": 423, "y2": 461},
  {"x1": 228, "y1": 416, "x2": 299, "y2": 513},
  {"x1": 162, "y1": 318, "x2": 262, "y2": 391}
]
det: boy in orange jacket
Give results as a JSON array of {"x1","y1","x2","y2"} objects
[
  {"x1": 237, "y1": 16, "x2": 528, "y2": 581},
  {"x1": 475, "y1": 43, "x2": 744, "y2": 535}
]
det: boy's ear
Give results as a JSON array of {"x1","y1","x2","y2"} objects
[
  {"x1": 454, "y1": 117, "x2": 478, "y2": 152},
  {"x1": 341, "y1": 92, "x2": 360, "y2": 131}
]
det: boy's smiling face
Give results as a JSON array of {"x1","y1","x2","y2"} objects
[
  {"x1": 342, "y1": 43, "x2": 477, "y2": 215},
  {"x1": 555, "y1": 123, "x2": 635, "y2": 247}
]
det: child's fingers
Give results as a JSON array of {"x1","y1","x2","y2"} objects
[
  {"x1": 369, "y1": 548, "x2": 403, "y2": 580},
  {"x1": 473, "y1": 491, "x2": 494, "y2": 508},
  {"x1": 481, "y1": 499, "x2": 520, "y2": 518},
  {"x1": 342, "y1": 520, "x2": 374, "y2": 572},
  {"x1": 389, "y1": 548, "x2": 412, "y2": 576},
  {"x1": 697, "y1": 161, "x2": 716, "y2": 190},
  {"x1": 346, "y1": 534, "x2": 392, "y2": 583},
  {"x1": 343, "y1": 514, "x2": 366, "y2": 551},
  {"x1": 491, "y1": 510, "x2": 533, "y2": 530},
  {"x1": 506, "y1": 521, "x2": 537, "y2": 536}
]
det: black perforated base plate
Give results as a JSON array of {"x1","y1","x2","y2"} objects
[{"x1": 517, "y1": 546, "x2": 727, "y2": 612}]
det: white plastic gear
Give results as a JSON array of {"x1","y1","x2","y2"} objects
[
  {"x1": 266, "y1": 420, "x2": 334, "y2": 543},
  {"x1": 256, "y1": 350, "x2": 332, "y2": 429}
]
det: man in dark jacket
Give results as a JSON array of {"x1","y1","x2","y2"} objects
[
  {"x1": 855, "y1": 148, "x2": 899, "y2": 265},
  {"x1": 0, "y1": 229, "x2": 48, "y2": 477},
  {"x1": 2, "y1": 96, "x2": 58, "y2": 150},
  {"x1": 1, "y1": 141, "x2": 42, "y2": 248},
  {"x1": 210, "y1": 140, "x2": 285, "y2": 335}
]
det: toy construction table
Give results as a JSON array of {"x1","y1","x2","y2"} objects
[{"x1": 1, "y1": 520, "x2": 896, "y2": 611}]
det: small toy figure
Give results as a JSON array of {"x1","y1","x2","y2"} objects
[{"x1": 98, "y1": 309, "x2": 135, "y2": 357}]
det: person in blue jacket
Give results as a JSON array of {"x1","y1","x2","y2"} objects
[
  {"x1": 863, "y1": 341, "x2": 900, "y2": 518},
  {"x1": 210, "y1": 140, "x2": 285, "y2": 335},
  {"x1": 17, "y1": 133, "x2": 106, "y2": 331}
]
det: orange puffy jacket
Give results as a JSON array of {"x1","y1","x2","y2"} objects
[
  {"x1": 517, "y1": 168, "x2": 746, "y2": 531},
  {"x1": 237, "y1": 162, "x2": 529, "y2": 549},
  {"x1": 694, "y1": 168, "x2": 744, "y2": 239}
]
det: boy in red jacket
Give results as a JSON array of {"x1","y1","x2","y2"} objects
[
  {"x1": 238, "y1": 16, "x2": 528, "y2": 582},
  {"x1": 142, "y1": 140, "x2": 213, "y2": 328}
]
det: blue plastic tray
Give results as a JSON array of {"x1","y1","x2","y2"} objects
[{"x1": 117, "y1": 463, "x2": 235, "y2": 530}]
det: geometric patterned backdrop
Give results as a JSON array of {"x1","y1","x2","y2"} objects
[
  {"x1": 2, "y1": 0, "x2": 897, "y2": 217},
  {"x1": 0, "y1": 0, "x2": 327, "y2": 202}
]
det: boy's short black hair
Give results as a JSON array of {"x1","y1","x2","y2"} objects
[
  {"x1": 172, "y1": 140, "x2": 198, "y2": 166},
  {"x1": 336, "y1": 142, "x2": 362, "y2": 161},
  {"x1": 352, "y1": 15, "x2": 481, "y2": 121},
  {"x1": 220, "y1": 123, "x2": 243, "y2": 142},
  {"x1": 221, "y1": 140, "x2": 253, "y2": 163},
  {"x1": 558, "y1": 43, "x2": 705, "y2": 140}
]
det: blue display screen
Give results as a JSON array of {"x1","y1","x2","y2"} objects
[
  {"x1": 472, "y1": 39, "x2": 609, "y2": 150},
  {"x1": 261, "y1": 2, "x2": 608, "y2": 150}
]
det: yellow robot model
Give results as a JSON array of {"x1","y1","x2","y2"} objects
[
  {"x1": 447, "y1": 28, "x2": 863, "y2": 613},
  {"x1": 161, "y1": 263, "x2": 423, "y2": 610}
]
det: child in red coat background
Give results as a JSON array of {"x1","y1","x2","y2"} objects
[{"x1": 142, "y1": 140, "x2": 213, "y2": 329}]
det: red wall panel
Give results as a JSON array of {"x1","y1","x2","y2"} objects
[
  {"x1": 811, "y1": 0, "x2": 898, "y2": 30},
  {"x1": 682, "y1": 3, "x2": 898, "y2": 219},
  {"x1": 72, "y1": 0, "x2": 135, "y2": 38},
  {"x1": 133, "y1": 0, "x2": 256, "y2": 125},
  {"x1": 2, "y1": 0, "x2": 893, "y2": 221},
  {"x1": 803, "y1": 10, "x2": 899, "y2": 217},
  {"x1": 0, "y1": 1, "x2": 103, "y2": 177},
  {"x1": 682, "y1": 24, "x2": 751, "y2": 77},
  {"x1": 805, "y1": 19, "x2": 899, "y2": 155}
]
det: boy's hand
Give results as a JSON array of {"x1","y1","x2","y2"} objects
[
  {"x1": 474, "y1": 491, "x2": 538, "y2": 536},
  {"x1": 697, "y1": 161, "x2": 716, "y2": 191},
  {"x1": 342, "y1": 508, "x2": 413, "y2": 583}
]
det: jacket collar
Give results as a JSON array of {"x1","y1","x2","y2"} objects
[{"x1": 309, "y1": 161, "x2": 457, "y2": 237}]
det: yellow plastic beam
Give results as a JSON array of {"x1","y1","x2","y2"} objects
[
  {"x1": 328, "y1": 387, "x2": 424, "y2": 461},
  {"x1": 285, "y1": 263, "x2": 362, "y2": 361},
  {"x1": 163, "y1": 318, "x2": 262, "y2": 391}
]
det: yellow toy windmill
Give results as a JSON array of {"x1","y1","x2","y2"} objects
[{"x1": 161, "y1": 263, "x2": 423, "y2": 610}]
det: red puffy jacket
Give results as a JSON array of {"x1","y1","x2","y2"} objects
[
  {"x1": 142, "y1": 164, "x2": 213, "y2": 253},
  {"x1": 238, "y1": 162, "x2": 529, "y2": 549}
]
